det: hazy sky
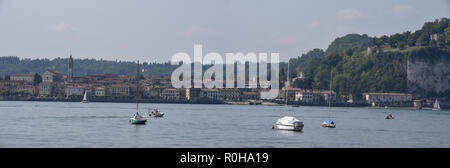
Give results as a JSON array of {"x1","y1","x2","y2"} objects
[{"x1": 0, "y1": 0, "x2": 448, "y2": 62}]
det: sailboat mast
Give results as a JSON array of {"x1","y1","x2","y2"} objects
[
  {"x1": 328, "y1": 70, "x2": 333, "y2": 117},
  {"x1": 136, "y1": 61, "x2": 140, "y2": 112},
  {"x1": 286, "y1": 61, "x2": 290, "y2": 106}
]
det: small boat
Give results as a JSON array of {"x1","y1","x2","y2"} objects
[
  {"x1": 275, "y1": 62, "x2": 304, "y2": 132},
  {"x1": 129, "y1": 61, "x2": 147, "y2": 125},
  {"x1": 385, "y1": 114, "x2": 394, "y2": 119},
  {"x1": 149, "y1": 109, "x2": 164, "y2": 117},
  {"x1": 322, "y1": 119, "x2": 336, "y2": 128},
  {"x1": 432, "y1": 99, "x2": 441, "y2": 111},
  {"x1": 384, "y1": 106, "x2": 388, "y2": 109},
  {"x1": 130, "y1": 112, "x2": 147, "y2": 124},
  {"x1": 81, "y1": 91, "x2": 88, "y2": 103},
  {"x1": 276, "y1": 116, "x2": 304, "y2": 131},
  {"x1": 322, "y1": 70, "x2": 336, "y2": 128}
]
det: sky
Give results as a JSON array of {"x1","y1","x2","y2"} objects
[{"x1": 0, "y1": 0, "x2": 448, "y2": 62}]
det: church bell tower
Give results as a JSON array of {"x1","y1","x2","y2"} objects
[{"x1": 68, "y1": 49, "x2": 73, "y2": 82}]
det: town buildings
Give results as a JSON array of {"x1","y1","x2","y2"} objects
[{"x1": 363, "y1": 93, "x2": 412, "y2": 106}]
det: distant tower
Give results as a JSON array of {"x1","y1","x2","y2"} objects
[{"x1": 68, "y1": 49, "x2": 74, "y2": 82}]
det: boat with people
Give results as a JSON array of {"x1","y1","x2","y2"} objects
[
  {"x1": 149, "y1": 108, "x2": 164, "y2": 117},
  {"x1": 432, "y1": 99, "x2": 441, "y2": 111},
  {"x1": 385, "y1": 113, "x2": 395, "y2": 119}
]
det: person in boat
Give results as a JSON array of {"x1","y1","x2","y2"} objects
[
  {"x1": 386, "y1": 114, "x2": 393, "y2": 119},
  {"x1": 271, "y1": 125, "x2": 275, "y2": 129}
]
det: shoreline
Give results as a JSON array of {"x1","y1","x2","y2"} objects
[{"x1": 0, "y1": 96, "x2": 438, "y2": 109}]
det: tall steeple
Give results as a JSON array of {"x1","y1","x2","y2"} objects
[{"x1": 68, "y1": 48, "x2": 74, "y2": 82}]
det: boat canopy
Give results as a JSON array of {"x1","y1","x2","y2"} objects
[
  {"x1": 278, "y1": 116, "x2": 299, "y2": 123},
  {"x1": 325, "y1": 119, "x2": 333, "y2": 124}
]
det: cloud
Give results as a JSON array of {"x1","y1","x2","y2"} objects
[
  {"x1": 336, "y1": 8, "x2": 367, "y2": 21},
  {"x1": 392, "y1": 5, "x2": 414, "y2": 16},
  {"x1": 186, "y1": 25, "x2": 212, "y2": 36},
  {"x1": 308, "y1": 21, "x2": 320, "y2": 29},
  {"x1": 44, "y1": 22, "x2": 76, "y2": 33}
]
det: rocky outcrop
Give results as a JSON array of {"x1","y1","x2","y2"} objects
[{"x1": 407, "y1": 50, "x2": 450, "y2": 97}]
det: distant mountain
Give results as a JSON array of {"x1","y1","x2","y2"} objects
[{"x1": 0, "y1": 57, "x2": 179, "y2": 77}]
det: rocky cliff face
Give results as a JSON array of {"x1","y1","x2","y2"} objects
[{"x1": 407, "y1": 54, "x2": 450, "y2": 97}]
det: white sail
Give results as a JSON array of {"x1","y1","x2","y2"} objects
[
  {"x1": 82, "y1": 91, "x2": 88, "y2": 103},
  {"x1": 433, "y1": 99, "x2": 440, "y2": 110}
]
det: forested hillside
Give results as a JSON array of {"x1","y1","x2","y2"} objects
[{"x1": 288, "y1": 17, "x2": 449, "y2": 100}]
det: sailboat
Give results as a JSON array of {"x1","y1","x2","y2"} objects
[
  {"x1": 81, "y1": 91, "x2": 88, "y2": 103},
  {"x1": 275, "y1": 61, "x2": 304, "y2": 131},
  {"x1": 129, "y1": 61, "x2": 147, "y2": 124},
  {"x1": 432, "y1": 99, "x2": 441, "y2": 111},
  {"x1": 322, "y1": 70, "x2": 336, "y2": 128}
]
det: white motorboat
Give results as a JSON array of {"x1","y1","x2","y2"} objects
[
  {"x1": 81, "y1": 91, "x2": 88, "y2": 103},
  {"x1": 275, "y1": 62, "x2": 304, "y2": 132},
  {"x1": 432, "y1": 99, "x2": 441, "y2": 111},
  {"x1": 276, "y1": 116, "x2": 304, "y2": 131}
]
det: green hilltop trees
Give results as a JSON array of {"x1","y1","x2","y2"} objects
[{"x1": 289, "y1": 17, "x2": 449, "y2": 101}]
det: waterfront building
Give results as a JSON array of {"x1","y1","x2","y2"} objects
[
  {"x1": 38, "y1": 82, "x2": 54, "y2": 97},
  {"x1": 201, "y1": 88, "x2": 222, "y2": 100},
  {"x1": 10, "y1": 74, "x2": 35, "y2": 82},
  {"x1": 186, "y1": 88, "x2": 201, "y2": 101},
  {"x1": 220, "y1": 88, "x2": 241, "y2": 101},
  {"x1": 65, "y1": 86, "x2": 85, "y2": 96},
  {"x1": 295, "y1": 90, "x2": 314, "y2": 103},
  {"x1": 241, "y1": 91, "x2": 260, "y2": 100},
  {"x1": 144, "y1": 86, "x2": 163, "y2": 99},
  {"x1": 16, "y1": 84, "x2": 37, "y2": 96},
  {"x1": 109, "y1": 84, "x2": 131, "y2": 96},
  {"x1": 94, "y1": 87, "x2": 106, "y2": 96},
  {"x1": 161, "y1": 88, "x2": 180, "y2": 100},
  {"x1": 42, "y1": 70, "x2": 63, "y2": 83},
  {"x1": 281, "y1": 87, "x2": 303, "y2": 101},
  {"x1": 363, "y1": 93, "x2": 412, "y2": 105}
]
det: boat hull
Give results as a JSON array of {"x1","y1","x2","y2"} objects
[
  {"x1": 276, "y1": 123, "x2": 303, "y2": 131},
  {"x1": 129, "y1": 118, "x2": 147, "y2": 124},
  {"x1": 322, "y1": 123, "x2": 336, "y2": 128},
  {"x1": 150, "y1": 113, "x2": 164, "y2": 117}
]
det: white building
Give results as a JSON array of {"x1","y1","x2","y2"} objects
[
  {"x1": 295, "y1": 91, "x2": 314, "y2": 103},
  {"x1": 110, "y1": 84, "x2": 130, "y2": 96},
  {"x1": 11, "y1": 74, "x2": 35, "y2": 82},
  {"x1": 201, "y1": 89, "x2": 222, "y2": 100},
  {"x1": 65, "y1": 86, "x2": 85, "y2": 96},
  {"x1": 42, "y1": 70, "x2": 63, "y2": 83},
  {"x1": 364, "y1": 93, "x2": 412, "y2": 105},
  {"x1": 94, "y1": 87, "x2": 106, "y2": 96},
  {"x1": 161, "y1": 88, "x2": 180, "y2": 100}
]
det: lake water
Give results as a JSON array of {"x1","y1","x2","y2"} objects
[{"x1": 0, "y1": 101, "x2": 449, "y2": 148}]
